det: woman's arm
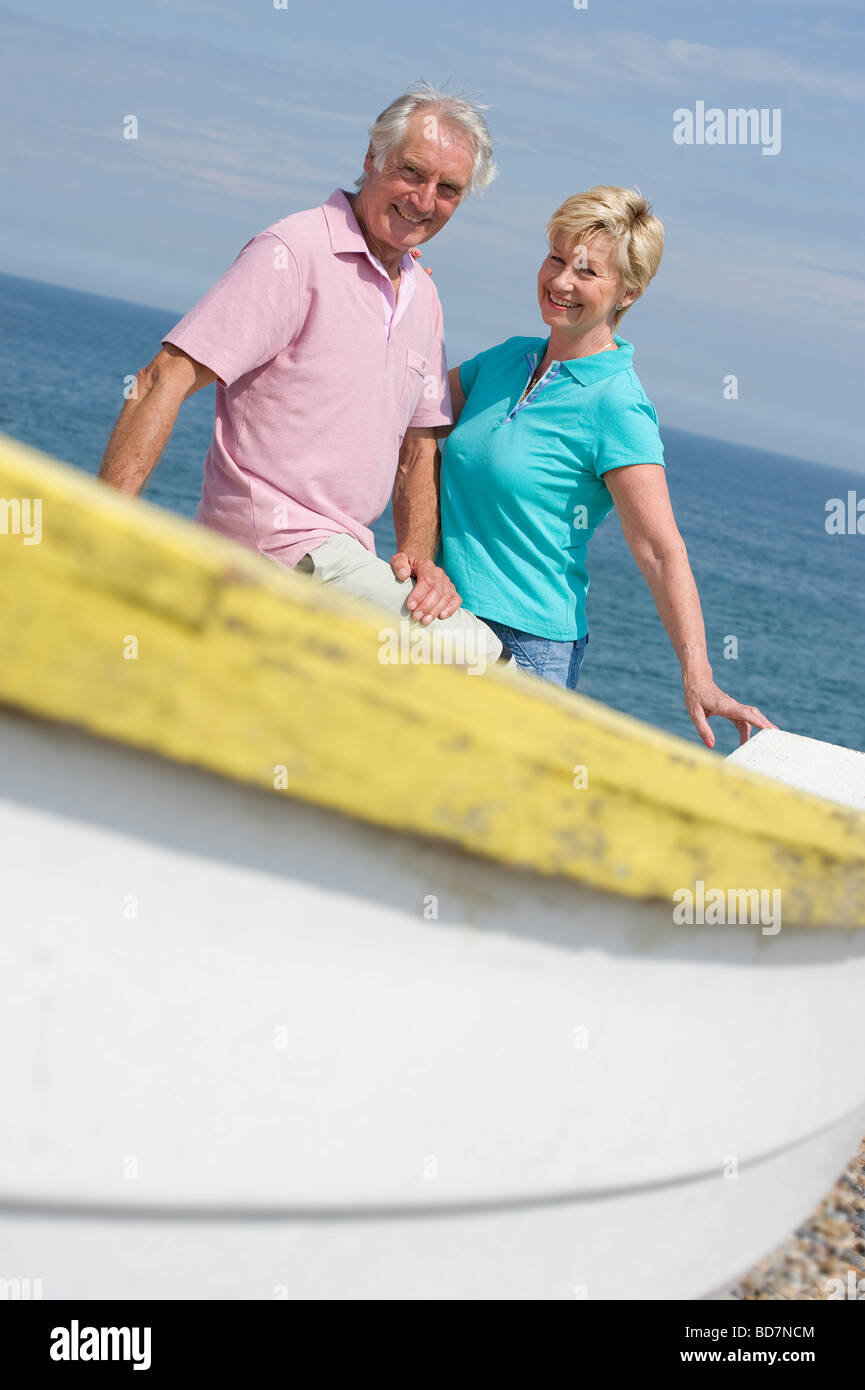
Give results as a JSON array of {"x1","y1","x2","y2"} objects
[{"x1": 603, "y1": 464, "x2": 778, "y2": 748}]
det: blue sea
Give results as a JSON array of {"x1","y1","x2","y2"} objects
[{"x1": 2, "y1": 270, "x2": 863, "y2": 758}]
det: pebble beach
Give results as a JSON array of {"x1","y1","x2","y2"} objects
[{"x1": 720, "y1": 1137, "x2": 865, "y2": 1300}]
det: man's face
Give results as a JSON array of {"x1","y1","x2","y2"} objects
[{"x1": 356, "y1": 114, "x2": 475, "y2": 255}]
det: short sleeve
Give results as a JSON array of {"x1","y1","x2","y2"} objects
[
  {"x1": 458, "y1": 349, "x2": 487, "y2": 399},
  {"x1": 458, "y1": 337, "x2": 530, "y2": 401},
  {"x1": 162, "y1": 232, "x2": 303, "y2": 388},
  {"x1": 593, "y1": 393, "x2": 665, "y2": 477},
  {"x1": 408, "y1": 285, "x2": 453, "y2": 427}
]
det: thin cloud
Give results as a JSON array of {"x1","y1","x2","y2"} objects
[
  {"x1": 250, "y1": 98, "x2": 371, "y2": 127},
  {"x1": 486, "y1": 29, "x2": 865, "y2": 102},
  {"x1": 797, "y1": 262, "x2": 865, "y2": 283}
]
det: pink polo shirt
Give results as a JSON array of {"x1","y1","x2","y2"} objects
[{"x1": 162, "y1": 189, "x2": 453, "y2": 568}]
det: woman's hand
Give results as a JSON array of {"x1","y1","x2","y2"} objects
[{"x1": 683, "y1": 669, "x2": 779, "y2": 749}]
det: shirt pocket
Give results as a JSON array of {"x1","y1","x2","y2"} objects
[{"x1": 398, "y1": 348, "x2": 429, "y2": 430}]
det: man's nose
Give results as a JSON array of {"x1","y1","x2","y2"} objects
[{"x1": 410, "y1": 180, "x2": 438, "y2": 215}]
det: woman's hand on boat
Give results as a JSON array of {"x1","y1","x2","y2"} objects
[
  {"x1": 391, "y1": 552, "x2": 462, "y2": 623},
  {"x1": 683, "y1": 671, "x2": 779, "y2": 749}
]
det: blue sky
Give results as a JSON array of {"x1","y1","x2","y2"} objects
[{"x1": 1, "y1": 0, "x2": 863, "y2": 469}]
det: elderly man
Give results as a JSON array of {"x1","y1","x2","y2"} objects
[{"x1": 99, "y1": 82, "x2": 503, "y2": 667}]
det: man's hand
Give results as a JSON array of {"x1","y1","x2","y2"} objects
[
  {"x1": 683, "y1": 670, "x2": 779, "y2": 749},
  {"x1": 390, "y1": 552, "x2": 462, "y2": 623}
]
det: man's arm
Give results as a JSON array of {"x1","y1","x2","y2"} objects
[
  {"x1": 390, "y1": 426, "x2": 462, "y2": 623},
  {"x1": 392, "y1": 427, "x2": 440, "y2": 561},
  {"x1": 444, "y1": 364, "x2": 466, "y2": 430},
  {"x1": 99, "y1": 343, "x2": 216, "y2": 495}
]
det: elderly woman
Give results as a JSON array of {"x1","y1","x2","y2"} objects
[{"x1": 439, "y1": 186, "x2": 776, "y2": 748}]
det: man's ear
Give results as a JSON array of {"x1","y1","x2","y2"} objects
[{"x1": 362, "y1": 143, "x2": 375, "y2": 175}]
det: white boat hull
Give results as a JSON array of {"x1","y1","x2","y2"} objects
[
  {"x1": 2, "y1": 1104, "x2": 861, "y2": 1301},
  {"x1": 2, "y1": 709, "x2": 864, "y2": 1299}
]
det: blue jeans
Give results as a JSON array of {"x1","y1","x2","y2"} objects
[{"x1": 478, "y1": 620, "x2": 589, "y2": 690}]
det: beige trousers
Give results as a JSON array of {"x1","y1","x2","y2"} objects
[{"x1": 295, "y1": 534, "x2": 505, "y2": 674}]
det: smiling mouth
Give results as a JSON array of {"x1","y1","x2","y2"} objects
[
  {"x1": 393, "y1": 204, "x2": 427, "y2": 226},
  {"x1": 547, "y1": 291, "x2": 579, "y2": 309}
]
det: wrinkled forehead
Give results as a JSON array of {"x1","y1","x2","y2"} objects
[
  {"x1": 551, "y1": 229, "x2": 616, "y2": 267},
  {"x1": 388, "y1": 114, "x2": 476, "y2": 180}
]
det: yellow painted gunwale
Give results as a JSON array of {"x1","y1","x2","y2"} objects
[{"x1": 1, "y1": 431, "x2": 863, "y2": 927}]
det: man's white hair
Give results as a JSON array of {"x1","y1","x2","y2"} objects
[{"x1": 355, "y1": 80, "x2": 496, "y2": 197}]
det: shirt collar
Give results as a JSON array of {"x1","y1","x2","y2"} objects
[
  {"x1": 323, "y1": 188, "x2": 414, "y2": 278},
  {"x1": 551, "y1": 334, "x2": 635, "y2": 385}
]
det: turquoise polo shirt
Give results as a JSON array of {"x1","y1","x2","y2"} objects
[{"x1": 440, "y1": 334, "x2": 665, "y2": 641}]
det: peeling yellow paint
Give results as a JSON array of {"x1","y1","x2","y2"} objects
[{"x1": 1, "y1": 431, "x2": 864, "y2": 927}]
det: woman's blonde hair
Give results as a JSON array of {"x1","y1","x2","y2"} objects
[{"x1": 546, "y1": 186, "x2": 664, "y2": 324}]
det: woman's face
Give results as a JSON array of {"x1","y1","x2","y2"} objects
[{"x1": 537, "y1": 234, "x2": 635, "y2": 338}]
